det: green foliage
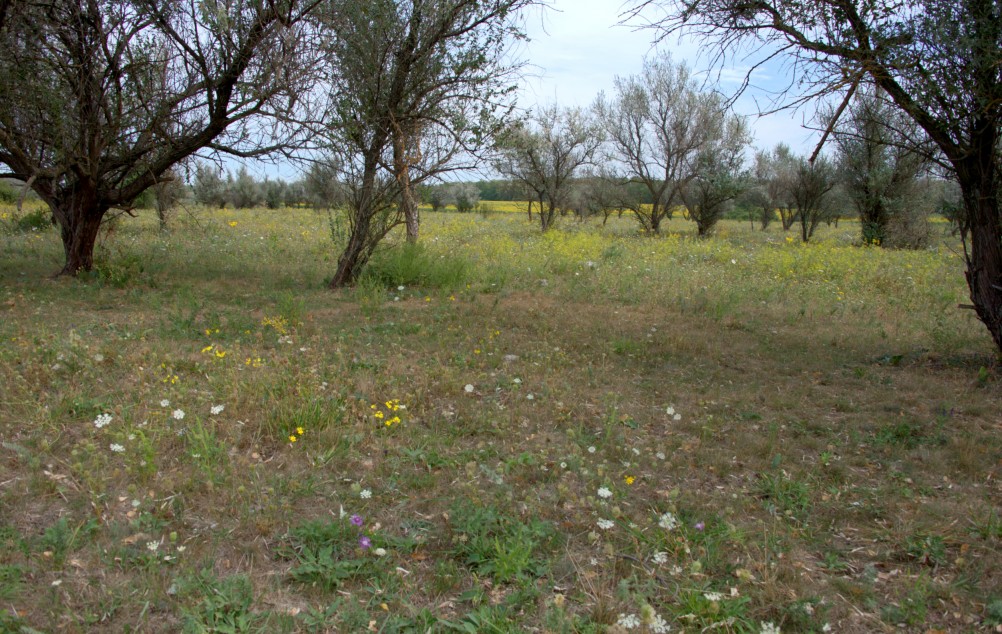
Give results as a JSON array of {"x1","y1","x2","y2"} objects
[
  {"x1": 178, "y1": 571, "x2": 265, "y2": 633},
  {"x1": 283, "y1": 519, "x2": 385, "y2": 591},
  {"x1": 7, "y1": 208, "x2": 51, "y2": 233},
  {"x1": 361, "y1": 242, "x2": 469, "y2": 290},
  {"x1": 0, "y1": 181, "x2": 18, "y2": 203},
  {"x1": 756, "y1": 472, "x2": 811, "y2": 521},
  {"x1": 905, "y1": 533, "x2": 947, "y2": 567},
  {"x1": 448, "y1": 502, "x2": 558, "y2": 583}
]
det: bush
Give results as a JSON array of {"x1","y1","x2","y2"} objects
[
  {"x1": 360, "y1": 242, "x2": 469, "y2": 290},
  {"x1": 11, "y1": 208, "x2": 52, "y2": 232},
  {"x1": 0, "y1": 182, "x2": 18, "y2": 204}
]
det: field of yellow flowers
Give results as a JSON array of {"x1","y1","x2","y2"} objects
[{"x1": 0, "y1": 205, "x2": 999, "y2": 633}]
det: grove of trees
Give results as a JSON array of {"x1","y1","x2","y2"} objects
[{"x1": 0, "y1": 0, "x2": 996, "y2": 353}]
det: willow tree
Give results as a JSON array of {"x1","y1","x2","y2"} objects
[
  {"x1": 595, "y1": 55, "x2": 745, "y2": 234},
  {"x1": 0, "y1": 0, "x2": 320, "y2": 275},
  {"x1": 316, "y1": 0, "x2": 532, "y2": 288},
  {"x1": 628, "y1": 0, "x2": 1002, "y2": 351},
  {"x1": 492, "y1": 105, "x2": 604, "y2": 232}
]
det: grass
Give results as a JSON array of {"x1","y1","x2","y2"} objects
[{"x1": 0, "y1": 204, "x2": 999, "y2": 632}]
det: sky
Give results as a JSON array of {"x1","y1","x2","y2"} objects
[
  {"x1": 514, "y1": 0, "x2": 822, "y2": 156},
  {"x1": 253, "y1": 0, "x2": 822, "y2": 181}
]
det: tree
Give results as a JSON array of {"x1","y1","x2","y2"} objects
[
  {"x1": 791, "y1": 156, "x2": 838, "y2": 243},
  {"x1": 229, "y1": 167, "x2": 264, "y2": 209},
  {"x1": 153, "y1": 169, "x2": 186, "y2": 232},
  {"x1": 193, "y1": 164, "x2": 229, "y2": 210},
  {"x1": 493, "y1": 105, "x2": 603, "y2": 231},
  {"x1": 830, "y1": 88, "x2": 930, "y2": 246},
  {"x1": 750, "y1": 144, "x2": 799, "y2": 231},
  {"x1": 595, "y1": 55, "x2": 742, "y2": 234},
  {"x1": 0, "y1": 0, "x2": 320, "y2": 275},
  {"x1": 681, "y1": 116, "x2": 750, "y2": 236},
  {"x1": 449, "y1": 183, "x2": 480, "y2": 213},
  {"x1": 317, "y1": 0, "x2": 533, "y2": 287},
  {"x1": 627, "y1": 0, "x2": 1002, "y2": 351}
]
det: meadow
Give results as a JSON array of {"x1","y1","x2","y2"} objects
[{"x1": 0, "y1": 204, "x2": 999, "y2": 633}]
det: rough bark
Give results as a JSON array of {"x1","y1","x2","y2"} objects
[
  {"x1": 50, "y1": 185, "x2": 109, "y2": 276},
  {"x1": 958, "y1": 161, "x2": 1002, "y2": 352}
]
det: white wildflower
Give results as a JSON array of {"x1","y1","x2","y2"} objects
[
  {"x1": 464, "y1": 384, "x2": 474, "y2": 393},
  {"x1": 703, "y1": 592, "x2": 724, "y2": 602},
  {"x1": 597, "y1": 487, "x2": 613, "y2": 499},
  {"x1": 374, "y1": 547, "x2": 387, "y2": 557},
  {"x1": 172, "y1": 409, "x2": 185, "y2": 420},
  {"x1": 587, "y1": 446, "x2": 596, "y2": 453},
  {"x1": 109, "y1": 443, "x2": 125, "y2": 453},
  {"x1": 652, "y1": 551, "x2": 668, "y2": 564},
  {"x1": 659, "y1": 512, "x2": 678, "y2": 530},
  {"x1": 597, "y1": 519, "x2": 615, "y2": 530},
  {"x1": 760, "y1": 622, "x2": 781, "y2": 634},
  {"x1": 360, "y1": 489, "x2": 372, "y2": 499},
  {"x1": 210, "y1": 404, "x2": 225, "y2": 415},
  {"x1": 160, "y1": 399, "x2": 170, "y2": 408},
  {"x1": 146, "y1": 541, "x2": 159, "y2": 552},
  {"x1": 93, "y1": 413, "x2": 112, "y2": 429},
  {"x1": 655, "y1": 451, "x2": 666, "y2": 460},
  {"x1": 616, "y1": 613, "x2": 641, "y2": 629},
  {"x1": 666, "y1": 406, "x2": 675, "y2": 416},
  {"x1": 650, "y1": 613, "x2": 671, "y2": 633}
]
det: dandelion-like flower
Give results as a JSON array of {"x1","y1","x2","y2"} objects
[
  {"x1": 94, "y1": 413, "x2": 113, "y2": 429},
  {"x1": 597, "y1": 487, "x2": 612, "y2": 499},
  {"x1": 360, "y1": 489, "x2": 372, "y2": 499},
  {"x1": 289, "y1": 435, "x2": 297, "y2": 443},
  {"x1": 658, "y1": 512, "x2": 678, "y2": 530},
  {"x1": 624, "y1": 475, "x2": 635, "y2": 485},
  {"x1": 172, "y1": 409, "x2": 185, "y2": 420},
  {"x1": 210, "y1": 405, "x2": 224, "y2": 415},
  {"x1": 109, "y1": 443, "x2": 125, "y2": 453},
  {"x1": 597, "y1": 519, "x2": 615, "y2": 530}
]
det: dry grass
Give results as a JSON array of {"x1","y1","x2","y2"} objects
[{"x1": 0, "y1": 205, "x2": 999, "y2": 633}]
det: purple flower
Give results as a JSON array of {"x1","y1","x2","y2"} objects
[
  {"x1": 694, "y1": 521, "x2": 705, "y2": 531},
  {"x1": 358, "y1": 535, "x2": 371, "y2": 549},
  {"x1": 350, "y1": 514, "x2": 364, "y2": 527}
]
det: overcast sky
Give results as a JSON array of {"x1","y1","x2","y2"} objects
[
  {"x1": 515, "y1": 0, "x2": 822, "y2": 155},
  {"x1": 255, "y1": 0, "x2": 821, "y2": 181}
]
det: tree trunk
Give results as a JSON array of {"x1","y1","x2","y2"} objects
[
  {"x1": 330, "y1": 162, "x2": 379, "y2": 289},
  {"x1": 959, "y1": 166, "x2": 1002, "y2": 353},
  {"x1": 51, "y1": 187, "x2": 108, "y2": 276},
  {"x1": 329, "y1": 221, "x2": 372, "y2": 288},
  {"x1": 402, "y1": 183, "x2": 419, "y2": 243},
  {"x1": 540, "y1": 199, "x2": 554, "y2": 232}
]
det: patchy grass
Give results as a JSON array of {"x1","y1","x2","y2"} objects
[{"x1": 0, "y1": 204, "x2": 999, "y2": 632}]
